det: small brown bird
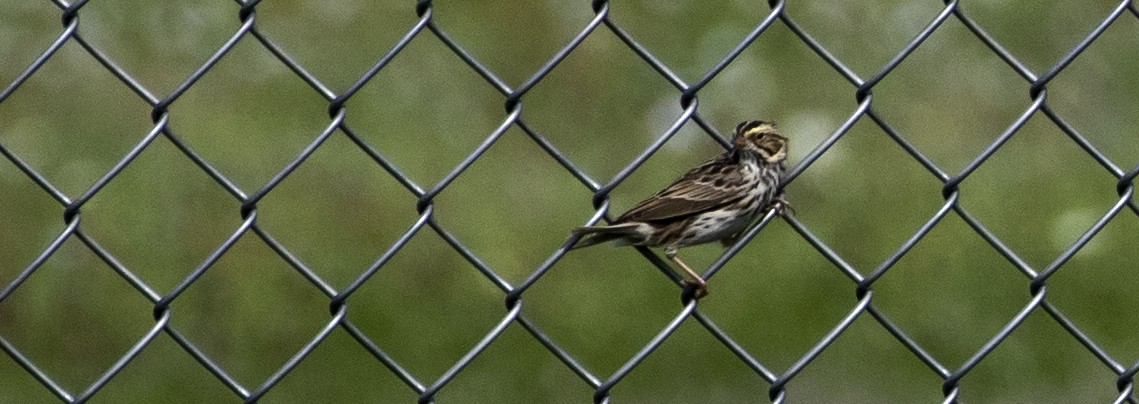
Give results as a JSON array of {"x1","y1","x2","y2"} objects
[{"x1": 571, "y1": 121, "x2": 789, "y2": 299}]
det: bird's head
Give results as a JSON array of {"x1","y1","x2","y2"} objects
[{"x1": 733, "y1": 120, "x2": 787, "y2": 164}]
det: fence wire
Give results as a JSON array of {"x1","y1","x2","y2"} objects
[{"x1": 2, "y1": 0, "x2": 1139, "y2": 403}]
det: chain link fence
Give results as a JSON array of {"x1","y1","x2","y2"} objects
[{"x1": 2, "y1": 0, "x2": 1138, "y2": 402}]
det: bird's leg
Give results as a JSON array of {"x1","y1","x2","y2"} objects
[{"x1": 666, "y1": 248, "x2": 708, "y2": 299}]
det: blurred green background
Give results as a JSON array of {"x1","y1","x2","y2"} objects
[{"x1": 2, "y1": 1, "x2": 1138, "y2": 402}]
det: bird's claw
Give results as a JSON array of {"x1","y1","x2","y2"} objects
[
  {"x1": 769, "y1": 195, "x2": 795, "y2": 217},
  {"x1": 681, "y1": 279, "x2": 709, "y2": 303}
]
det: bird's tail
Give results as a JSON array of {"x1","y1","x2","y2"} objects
[{"x1": 569, "y1": 223, "x2": 642, "y2": 250}]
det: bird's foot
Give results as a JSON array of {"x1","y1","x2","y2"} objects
[
  {"x1": 769, "y1": 195, "x2": 795, "y2": 217},
  {"x1": 681, "y1": 278, "x2": 709, "y2": 303}
]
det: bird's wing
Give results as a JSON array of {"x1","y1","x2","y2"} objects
[{"x1": 617, "y1": 155, "x2": 745, "y2": 223}]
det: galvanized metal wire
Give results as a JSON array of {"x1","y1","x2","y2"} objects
[{"x1": 2, "y1": 0, "x2": 1138, "y2": 402}]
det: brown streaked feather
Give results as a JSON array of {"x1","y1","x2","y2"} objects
[
  {"x1": 570, "y1": 223, "x2": 642, "y2": 249},
  {"x1": 616, "y1": 155, "x2": 745, "y2": 223}
]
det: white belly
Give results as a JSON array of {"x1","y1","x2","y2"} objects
[{"x1": 677, "y1": 210, "x2": 754, "y2": 246}]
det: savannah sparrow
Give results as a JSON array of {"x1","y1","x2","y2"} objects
[{"x1": 571, "y1": 120, "x2": 789, "y2": 299}]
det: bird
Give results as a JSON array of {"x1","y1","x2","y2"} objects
[{"x1": 570, "y1": 120, "x2": 790, "y2": 299}]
